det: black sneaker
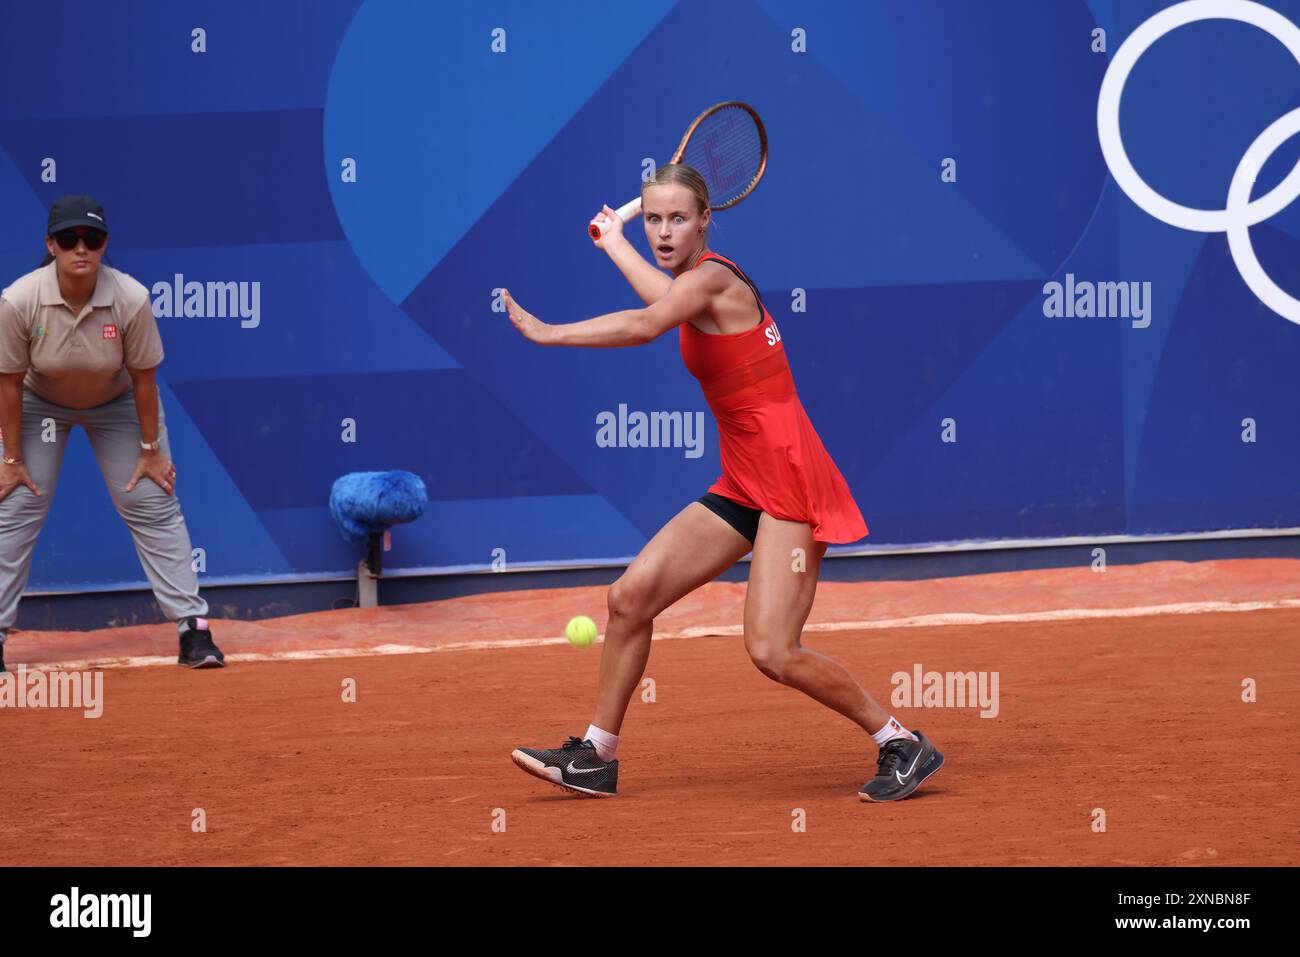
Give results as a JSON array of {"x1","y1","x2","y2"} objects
[
  {"x1": 511, "y1": 736, "x2": 618, "y2": 798},
  {"x1": 859, "y1": 731, "x2": 944, "y2": 803},
  {"x1": 178, "y1": 618, "x2": 226, "y2": 669}
]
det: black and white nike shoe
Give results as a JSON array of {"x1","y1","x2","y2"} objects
[
  {"x1": 511, "y1": 736, "x2": 618, "y2": 798},
  {"x1": 859, "y1": 730, "x2": 944, "y2": 803}
]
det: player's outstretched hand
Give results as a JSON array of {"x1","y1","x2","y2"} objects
[{"x1": 502, "y1": 289, "x2": 552, "y2": 345}]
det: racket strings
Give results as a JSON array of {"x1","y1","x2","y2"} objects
[{"x1": 679, "y1": 107, "x2": 764, "y2": 207}]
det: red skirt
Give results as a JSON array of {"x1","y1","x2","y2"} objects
[{"x1": 679, "y1": 272, "x2": 868, "y2": 544}]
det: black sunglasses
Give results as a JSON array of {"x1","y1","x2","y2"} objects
[{"x1": 51, "y1": 228, "x2": 107, "y2": 251}]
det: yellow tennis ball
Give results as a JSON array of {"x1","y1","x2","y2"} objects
[{"x1": 565, "y1": 615, "x2": 597, "y2": 647}]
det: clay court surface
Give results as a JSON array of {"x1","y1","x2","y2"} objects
[{"x1": 2, "y1": 558, "x2": 1297, "y2": 866}]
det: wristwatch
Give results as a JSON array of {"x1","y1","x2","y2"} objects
[
  {"x1": 140, "y1": 439, "x2": 160, "y2": 452},
  {"x1": 2, "y1": 455, "x2": 21, "y2": 465}
]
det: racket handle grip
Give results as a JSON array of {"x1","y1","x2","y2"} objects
[{"x1": 588, "y1": 197, "x2": 643, "y2": 241}]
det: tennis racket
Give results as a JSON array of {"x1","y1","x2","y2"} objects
[{"x1": 588, "y1": 100, "x2": 768, "y2": 240}]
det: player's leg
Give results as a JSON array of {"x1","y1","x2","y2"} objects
[
  {"x1": 743, "y1": 512, "x2": 943, "y2": 801},
  {"x1": 0, "y1": 390, "x2": 71, "y2": 670},
  {"x1": 742, "y1": 512, "x2": 888, "y2": 730},
  {"x1": 83, "y1": 389, "x2": 223, "y2": 668},
  {"x1": 512, "y1": 499, "x2": 753, "y2": 796},
  {"x1": 592, "y1": 499, "x2": 753, "y2": 732}
]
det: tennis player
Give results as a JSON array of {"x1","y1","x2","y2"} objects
[
  {"x1": 0, "y1": 195, "x2": 224, "y2": 673},
  {"x1": 503, "y1": 165, "x2": 942, "y2": 802}
]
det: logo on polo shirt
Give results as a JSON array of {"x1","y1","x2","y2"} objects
[
  {"x1": 102, "y1": 324, "x2": 118, "y2": 339},
  {"x1": 32, "y1": 325, "x2": 45, "y2": 339}
]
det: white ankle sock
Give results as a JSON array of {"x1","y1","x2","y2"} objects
[
  {"x1": 871, "y1": 716, "x2": 918, "y2": 747},
  {"x1": 584, "y1": 724, "x2": 619, "y2": 762}
]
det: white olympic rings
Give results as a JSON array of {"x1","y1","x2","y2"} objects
[{"x1": 1097, "y1": 0, "x2": 1300, "y2": 324}]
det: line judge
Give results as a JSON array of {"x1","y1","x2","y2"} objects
[{"x1": 0, "y1": 195, "x2": 224, "y2": 672}]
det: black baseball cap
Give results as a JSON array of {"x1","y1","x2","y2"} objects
[{"x1": 47, "y1": 195, "x2": 109, "y2": 234}]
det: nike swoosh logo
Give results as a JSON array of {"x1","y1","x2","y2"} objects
[
  {"x1": 566, "y1": 761, "x2": 604, "y2": 775},
  {"x1": 894, "y1": 750, "x2": 925, "y2": 785}
]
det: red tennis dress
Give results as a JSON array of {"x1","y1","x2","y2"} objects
[{"x1": 679, "y1": 251, "x2": 869, "y2": 544}]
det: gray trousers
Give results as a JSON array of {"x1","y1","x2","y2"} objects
[{"x1": 0, "y1": 387, "x2": 208, "y2": 631}]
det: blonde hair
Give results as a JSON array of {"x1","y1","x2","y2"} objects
[{"x1": 641, "y1": 163, "x2": 715, "y2": 238}]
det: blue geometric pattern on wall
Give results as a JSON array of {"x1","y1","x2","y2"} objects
[{"x1": 1, "y1": 0, "x2": 1296, "y2": 590}]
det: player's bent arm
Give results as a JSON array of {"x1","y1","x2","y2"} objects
[
  {"x1": 634, "y1": 267, "x2": 718, "y2": 342},
  {"x1": 605, "y1": 237, "x2": 673, "y2": 305},
  {"x1": 547, "y1": 309, "x2": 647, "y2": 348},
  {"x1": 545, "y1": 269, "x2": 717, "y2": 348}
]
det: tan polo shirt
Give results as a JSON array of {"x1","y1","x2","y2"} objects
[{"x1": 0, "y1": 262, "x2": 164, "y2": 409}]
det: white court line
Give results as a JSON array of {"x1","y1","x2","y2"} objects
[{"x1": 18, "y1": 597, "x2": 1300, "y2": 672}]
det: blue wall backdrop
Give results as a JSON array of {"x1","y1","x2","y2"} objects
[{"x1": 2, "y1": 0, "x2": 1299, "y2": 592}]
